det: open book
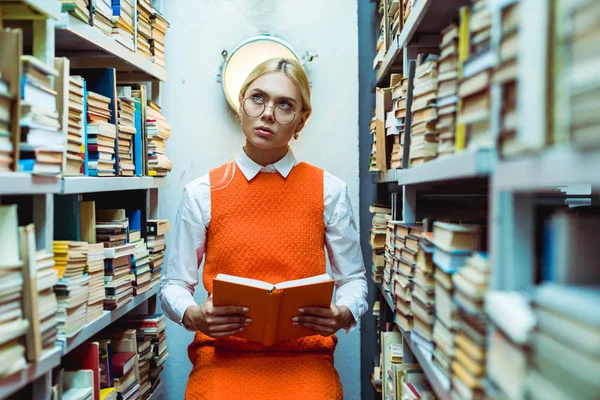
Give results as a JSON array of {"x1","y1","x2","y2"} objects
[{"x1": 212, "y1": 273, "x2": 335, "y2": 347}]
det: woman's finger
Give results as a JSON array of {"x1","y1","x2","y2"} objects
[
  {"x1": 210, "y1": 328, "x2": 243, "y2": 338},
  {"x1": 208, "y1": 315, "x2": 251, "y2": 326},
  {"x1": 294, "y1": 315, "x2": 333, "y2": 327},
  {"x1": 210, "y1": 323, "x2": 246, "y2": 333},
  {"x1": 295, "y1": 321, "x2": 333, "y2": 335}
]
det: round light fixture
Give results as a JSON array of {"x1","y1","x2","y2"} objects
[{"x1": 221, "y1": 35, "x2": 301, "y2": 110}]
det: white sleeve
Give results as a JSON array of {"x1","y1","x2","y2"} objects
[
  {"x1": 324, "y1": 173, "x2": 369, "y2": 333},
  {"x1": 160, "y1": 176, "x2": 210, "y2": 330}
]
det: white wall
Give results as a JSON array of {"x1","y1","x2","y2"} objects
[{"x1": 159, "y1": 1, "x2": 360, "y2": 398}]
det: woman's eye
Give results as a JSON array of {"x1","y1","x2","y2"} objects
[
  {"x1": 279, "y1": 102, "x2": 292, "y2": 111},
  {"x1": 251, "y1": 95, "x2": 264, "y2": 104}
]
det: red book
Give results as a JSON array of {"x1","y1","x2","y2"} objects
[
  {"x1": 63, "y1": 342, "x2": 101, "y2": 400},
  {"x1": 112, "y1": 352, "x2": 137, "y2": 378}
]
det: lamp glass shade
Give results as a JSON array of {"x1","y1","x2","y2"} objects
[{"x1": 222, "y1": 36, "x2": 299, "y2": 110}]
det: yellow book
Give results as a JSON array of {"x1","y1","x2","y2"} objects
[
  {"x1": 455, "y1": 5, "x2": 471, "y2": 152},
  {"x1": 452, "y1": 360, "x2": 482, "y2": 389},
  {"x1": 455, "y1": 331, "x2": 486, "y2": 362},
  {"x1": 455, "y1": 347, "x2": 486, "y2": 377},
  {"x1": 100, "y1": 388, "x2": 116, "y2": 400}
]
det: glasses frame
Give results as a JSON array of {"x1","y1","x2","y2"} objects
[{"x1": 242, "y1": 97, "x2": 299, "y2": 125}]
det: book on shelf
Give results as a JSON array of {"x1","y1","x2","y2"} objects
[
  {"x1": 93, "y1": 0, "x2": 114, "y2": 36},
  {"x1": 111, "y1": 0, "x2": 136, "y2": 51},
  {"x1": 19, "y1": 55, "x2": 62, "y2": 176},
  {"x1": 65, "y1": 74, "x2": 86, "y2": 175},
  {"x1": 145, "y1": 101, "x2": 171, "y2": 176},
  {"x1": 150, "y1": 12, "x2": 169, "y2": 68},
  {"x1": 212, "y1": 273, "x2": 334, "y2": 346},
  {"x1": 87, "y1": 243, "x2": 106, "y2": 323},
  {"x1": 62, "y1": 369, "x2": 95, "y2": 400},
  {"x1": 61, "y1": 0, "x2": 91, "y2": 23}
]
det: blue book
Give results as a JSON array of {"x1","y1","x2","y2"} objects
[
  {"x1": 432, "y1": 247, "x2": 472, "y2": 274},
  {"x1": 54, "y1": 195, "x2": 82, "y2": 241},
  {"x1": 133, "y1": 98, "x2": 143, "y2": 176},
  {"x1": 18, "y1": 159, "x2": 35, "y2": 172},
  {"x1": 83, "y1": 80, "x2": 89, "y2": 175},
  {"x1": 72, "y1": 68, "x2": 119, "y2": 175},
  {"x1": 126, "y1": 209, "x2": 142, "y2": 231}
]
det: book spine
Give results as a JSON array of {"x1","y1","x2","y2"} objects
[{"x1": 262, "y1": 289, "x2": 283, "y2": 347}]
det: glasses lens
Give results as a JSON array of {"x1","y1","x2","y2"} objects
[
  {"x1": 274, "y1": 108, "x2": 295, "y2": 125},
  {"x1": 243, "y1": 98, "x2": 264, "y2": 118}
]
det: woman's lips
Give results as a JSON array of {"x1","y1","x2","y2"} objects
[{"x1": 255, "y1": 126, "x2": 274, "y2": 137}]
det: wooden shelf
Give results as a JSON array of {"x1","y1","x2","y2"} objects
[
  {"x1": 0, "y1": 0, "x2": 61, "y2": 20},
  {"x1": 374, "y1": 0, "x2": 471, "y2": 87},
  {"x1": 60, "y1": 286, "x2": 159, "y2": 355},
  {"x1": 61, "y1": 176, "x2": 167, "y2": 194},
  {"x1": 55, "y1": 13, "x2": 167, "y2": 82},
  {"x1": 0, "y1": 347, "x2": 62, "y2": 399},
  {"x1": 373, "y1": 169, "x2": 399, "y2": 184},
  {"x1": 0, "y1": 172, "x2": 61, "y2": 195},
  {"x1": 148, "y1": 380, "x2": 164, "y2": 400},
  {"x1": 396, "y1": 149, "x2": 492, "y2": 186},
  {"x1": 494, "y1": 147, "x2": 600, "y2": 192}
]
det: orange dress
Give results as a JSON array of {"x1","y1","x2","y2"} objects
[{"x1": 185, "y1": 162, "x2": 344, "y2": 400}]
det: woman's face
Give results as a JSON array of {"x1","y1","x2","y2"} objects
[{"x1": 238, "y1": 71, "x2": 309, "y2": 151}]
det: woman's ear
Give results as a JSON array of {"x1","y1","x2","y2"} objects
[
  {"x1": 295, "y1": 110, "x2": 311, "y2": 133},
  {"x1": 238, "y1": 94, "x2": 244, "y2": 116}
]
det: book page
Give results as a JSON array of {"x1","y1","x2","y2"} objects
[
  {"x1": 274, "y1": 273, "x2": 333, "y2": 289},
  {"x1": 215, "y1": 274, "x2": 273, "y2": 291}
]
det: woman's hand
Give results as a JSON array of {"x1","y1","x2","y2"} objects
[
  {"x1": 183, "y1": 294, "x2": 251, "y2": 338},
  {"x1": 293, "y1": 303, "x2": 354, "y2": 336}
]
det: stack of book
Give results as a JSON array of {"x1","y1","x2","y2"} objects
[
  {"x1": 403, "y1": 0, "x2": 412, "y2": 24},
  {"x1": 370, "y1": 204, "x2": 391, "y2": 283},
  {"x1": 0, "y1": 205, "x2": 29, "y2": 377},
  {"x1": 65, "y1": 75, "x2": 85, "y2": 176},
  {"x1": 368, "y1": 113, "x2": 379, "y2": 172},
  {"x1": 528, "y1": 284, "x2": 600, "y2": 400},
  {"x1": 556, "y1": 0, "x2": 600, "y2": 149},
  {"x1": 496, "y1": 2, "x2": 519, "y2": 157},
  {"x1": 147, "y1": 219, "x2": 169, "y2": 287},
  {"x1": 35, "y1": 250, "x2": 59, "y2": 355},
  {"x1": 111, "y1": 0, "x2": 136, "y2": 51},
  {"x1": 116, "y1": 96, "x2": 136, "y2": 176},
  {"x1": 62, "y1": 370, "x2": 95, "y2": 399},
  {"x1": 450, "y1": 253, "x2": 489, "y2": 400},
  {"x1": 437, "y1": 23, "x2": 460, "y2": 158},
  {"x1": 0, "y1": 74, "x2": 14, "y2": 171},
  {"x1": 391, "y1": 77, "x2": 409, "y2": 168},
  {"x1": 131, "y1": 238, "x2": 151, "y2": 295},
  {"x1": 123, "y1": 313, "x2": 168, "y2": 397},
  {"x1": 86, "y1": 243, "x2": 106, "y2": 323},
  {"x1": 19, "y1": 56, "x2": 62, "y2": 176},
  {"x1": 459, "y1": 0, "x2": 493, "y2": 150},
  {"x1": 389, "y1": 0, "x2": 402, "y2": 39},
  {"x1": 485, "y1": 291, "x2": 535, "y2": 400},
  {"x1": 431, "y1": 222, "x2": 480, "y2": 385},
  {"x1": 135, "y1": 330, "x2": 153, "y2": 398},
  {"x1": 60, "y1": 0, "x2": 90, "y2": 23},
  {"x1": 373, "y1": 8, "x2": 385, "y2": 70},
  {"x1": 410, "y1": 231, "x2": 435, "y2": 352},
  {"x1": 392, "y1": 223, "x2": 423, "y2": 333},
  {"x1": 53, "y1": 241, "x2": 90, "y2": 338},
  {"x1": 87, "y1": 91, "x2": 116, "y2": 176},
  {"x1": 93, "y1": 0, "x2": 114, "y2": 36},
  {"x1": 109, "y1": 329, "x2": 141, "y2": 399},
  {"x1": 410, "y1": 54, "x2": 439, "y2": 166},
  {"x1": 386, "y1": 109, "x2": 403, "y2": 170},
  {"x1": 372, "y1": 248, "x2": 385, "y2": 284},
  {"x1": 96, "y1": 209, "x2": 135, "y2": 309},
  {"x1": 136, "y1": 0, "x2": 153, "y2": 60},
  {"x1": 150, "y1": 12, "x2": 168, "y2": 68},
  {"x1": 146, "y1": 101, "x2": 172, "y2": 176},
  {"x1": 383, "y1": 221, "x2": 397, "y2": 293}
]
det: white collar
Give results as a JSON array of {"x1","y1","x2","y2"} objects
[{"x1": 235, "y1": 148, "x2": 298, "y2": 181}]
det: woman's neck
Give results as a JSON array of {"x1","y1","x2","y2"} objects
[{"x1": 243, "y1": 141, "x2": 289, "y2": 167}]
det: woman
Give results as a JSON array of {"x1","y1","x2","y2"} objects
[{"x1": 161, "y1": 57, "x2": 368, "y2": 399}]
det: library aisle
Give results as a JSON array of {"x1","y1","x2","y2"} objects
[{"x1": 0, "y1": 0, "x2": 598, "y2": 400}]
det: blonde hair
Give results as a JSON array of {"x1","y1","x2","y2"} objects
[{"x1": 239, "y1": 58, "x2": 311, "y2": 113}]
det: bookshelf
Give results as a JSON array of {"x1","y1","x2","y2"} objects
[
  {"x1": 147, "y1": 379, "x2": 164, "y2": 400},
  {"x1": 61, "y1": 176, "x2": 167, "y2": 194},
  {"x1": 61, "y1": 286, "x2": 160, "y2": 355},
  {"x1": 0, "y1": 0, "x2": 61, "y2": 20},
  {"x1": 367, "y1": 0, "x2": 600, "y2": 398},
  {"x1": 55, "y1": 13, "x2": 168, "y2": 81},
  {"x1": 0, "y1": 0, "x2": 170, "y2": 397},
  {"x1": 0, "y1": 347, "x2": 62, "y2": 399}
]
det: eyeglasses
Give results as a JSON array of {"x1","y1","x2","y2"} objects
[{"x1": 242, "y1": 96, "x2": 298, "y2": 125}]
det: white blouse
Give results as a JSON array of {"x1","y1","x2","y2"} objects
[{"x1": 160, "y1": 149, "x2": 368, "y2": 333}]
